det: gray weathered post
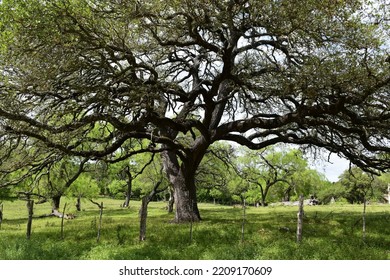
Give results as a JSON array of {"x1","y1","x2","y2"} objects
[
  {"x1": 241, "y1": 198, "x2": 246, "y2": 243},
  {"x1": 26, "y1": 197, "x2": 34, "y2": 240},
  {"x1": 60, "y1": 202, "x2": 67, "y2": 239},
  {"x1": 297, "y1": 195, "x2": 304, "y2": 243},
  {"x1": 388, "y1": 184, "x2": 390, "y2": 204},
  {"x1": 0, "y1": 202, "x2": 3, "y2": 230}
]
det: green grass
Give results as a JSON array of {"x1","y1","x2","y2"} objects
[{"x1": 0, "y1": 198, "x2": 390, "y2": 260}]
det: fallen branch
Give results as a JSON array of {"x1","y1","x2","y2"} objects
[{"x1": 36, "y1": 210, "x2": 76, "y2": 219}]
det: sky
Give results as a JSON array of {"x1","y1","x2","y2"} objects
[{"x1": 309, "y1": 153, "x2": 350, "y2": 182}]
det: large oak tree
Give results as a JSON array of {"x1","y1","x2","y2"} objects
[{"x1": 0, "y1": 0, "x2": 389, "y2": 222}]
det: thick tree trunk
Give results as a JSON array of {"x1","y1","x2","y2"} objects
[
  {"x1": 161, "y1": 149, "x2": 202, "y2": 223},
  {"x1": 172, "y1": 168, "x2": 201, "y2": 222}
]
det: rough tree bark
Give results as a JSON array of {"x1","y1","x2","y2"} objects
[
  {"x1": 167, "y1": 187, "x2": 174, "y2": 213},
  {"x1": 161, "y1": 149, "x2": 202, "y2": 223},
  {"x1": 172, "y1": 169, "x2": 201, "y2": 223}
]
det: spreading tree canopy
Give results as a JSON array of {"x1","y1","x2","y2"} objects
[{"x1": 0, "y1": 0, "x2": 389, "y2": 222}]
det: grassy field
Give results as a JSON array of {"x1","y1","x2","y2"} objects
[{"x1": 0, "y1": 198, "x2": 389, "y2": 260}]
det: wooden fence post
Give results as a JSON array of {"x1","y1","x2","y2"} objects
[
  {"x1": 139, "y1": 196, "x2": 149, "y2": 241},
  {"x1": 97, "y1": 202, "x2": 103, "y2": 242},
  {"x1": 61, "y1": 203, "x2": 67, "y2": 239},
  {"x1": 0, "y1": 202, "x2": 3, "y2": 230},
  {"x1": 388, "y1": 184, "x2": 390, "y2": 204},
  {"x1": 241, "y1": 198, "x2": 246, "y2": 243},
  {"x1": 297, "y1": 195, "x2": 304, "y2": 243},
  {"x1": 26, "y1": 198, "x2": 34, "y2": 240},
  {"x1": 89, "y1": 199, "x2": 104, "y2": 242},
  {"x1": 139, "y1": 179, "x2": 165, "y2": 242}
]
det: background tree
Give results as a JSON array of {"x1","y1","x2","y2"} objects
[
  {"x1": 280, "y1": 167, "x2": 328, "y2": 202},
  {"x1": 311, "y1": 180, "x2": 341, "y2": 204},
  {"x1": 238, "y1": 148, "x2": 308, "y2": 206},
  {"x1": 132, "y1": 155, "x2": 169, "y2": 203},
  {"x1": 103, "y1": 139, "x2": 154, "y2": 206},
  {"x1": 338, "y1": 166, "x2": 387, "y2": 241},
  {"x1": 338, "y1": 166, "x2": 387, "y2": 204},
  {"x1": 1, "y1": 0, "x2": 389, "y2": 222},
  {"x1": 31, "y1": 157, "x2": 87, "y2": 217},
  {"x1": 228, "y1": 176, "x2": 251, "y2": 206},
  {"x1": 196, "y1": 143, "x2": 236, "y2": 204},
  {"x1": 66, "y1": 172, "x2": 99, "y2": 211}
]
